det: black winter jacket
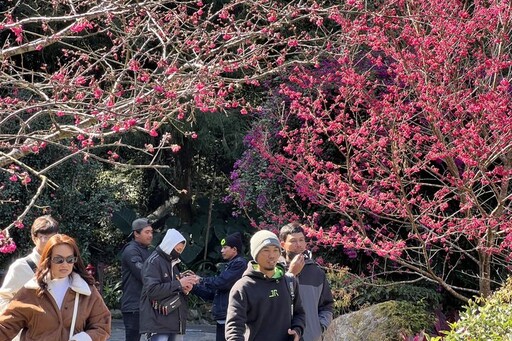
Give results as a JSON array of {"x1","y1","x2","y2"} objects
[
  {"x1": 139, "y1": 247, "x2": 188, "y2": 335},
  {"x1": 120, "y1": 240, "x2": 152, "y2": 313}
]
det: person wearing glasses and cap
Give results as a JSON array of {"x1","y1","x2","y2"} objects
[
  {"x1": 120, "y1": 218, "x2": 154, "y2": 341},
  {"x1": 0, "y1": 233, "x2": 111, "y2": 340},
  {"x1": 0, "y1": 215, "x2": 59, "y2": 317},
  {"x1": 192, "y1": 232, "x2": 248, "y2": 341}
]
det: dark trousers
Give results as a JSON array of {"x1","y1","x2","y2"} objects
[
  {"x1": 216, "y1": 322, "x2": 225, "y2": 341},
  {"x1": 122, "y1": 312, "x2": 141, "y2": 341}
]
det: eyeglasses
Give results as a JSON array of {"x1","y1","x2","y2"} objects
[{"x1": 51, "y1": 256, "x2": 78, "y2": 264}]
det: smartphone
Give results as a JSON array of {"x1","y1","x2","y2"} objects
[{"x1": 180, "y1": 270, "x2": 194, "y2": 277}]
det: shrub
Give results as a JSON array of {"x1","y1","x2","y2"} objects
[
  {"x1": 431, "y1": 277, "x2": 512, "y2": 340},
  {"x1": 101, "y1": 264, "x2": 123, "y2": 310},
  {"x1": 326, "y1": 265, "x2": 442, "y2": 317}
]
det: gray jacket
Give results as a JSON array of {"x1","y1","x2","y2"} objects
[{"x1": 288, "y1": 258, "x2": 334, "y2": 341}]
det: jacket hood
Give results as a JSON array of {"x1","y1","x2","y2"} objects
[
  {"x1": 159, "y1": 228, "x2": 186, "y2": 254},
  {"x1": 24, "y1": 272, "x2": 92, "y2": 296}
]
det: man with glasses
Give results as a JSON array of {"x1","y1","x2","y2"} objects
[{"x1": 0, "y1": 215, "x2": 59, "y2": 340}]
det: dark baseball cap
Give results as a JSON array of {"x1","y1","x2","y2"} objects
[{"x1": 129, "y1": 218, "x2": 151, "y2": 237}]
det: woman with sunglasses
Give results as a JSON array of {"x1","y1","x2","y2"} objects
[{"x1": 0, "y1": 233, "x2": 111, "y2": 341}]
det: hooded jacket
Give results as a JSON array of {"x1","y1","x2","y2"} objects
[
  {"x1": 0, "y1": 272, "x2": 111, "y2": 341},
  {"x1": 139, "y1": 229, "x2": 188, "y2": 335},
  {"x1": 225, "y1": 261, "x2": 306, "y2": 341}
]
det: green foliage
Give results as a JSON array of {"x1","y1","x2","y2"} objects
[
  {"x1": 326, "y1": 265, "x2": 442, "y2": 318},
  {"x1": 325, "y1": 265, "x2": 358, "y2": 316},
  {"x1": 431, "y1": 277, "x2": 512, "y2": 340},
  {"x1": 377, "y1": 300, "x2": 435, "y2": 338},
  {"x1": 101, "y1": 264, "x2": 122, "y2": 310},
  {"x1": 45, "y1": 159, "x2": 123, "y2": 265},
  {"x1": 186, "y1": 292, "x2": 214, "y2": 323},
  {"x1": 0, "y1": 155, "x2": 124, "y2": 269},
  {"x1": 352, "y1": 280, "x2": 443, "y2": 309},
  {"x1": 111, "y1": 207, "x2": 138, "y2": 236}
]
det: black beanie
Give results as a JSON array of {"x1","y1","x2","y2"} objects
[{"x1": 221, "y1": 232, "x2": 243, "y2": 253}]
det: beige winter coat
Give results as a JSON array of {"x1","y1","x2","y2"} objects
[{"x1": 0, "y1": 272, "x2": 111, "y2": 341}]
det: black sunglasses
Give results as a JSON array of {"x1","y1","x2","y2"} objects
[{"x1": 51, "y1": 256, "x2": 78, "y2": 264}]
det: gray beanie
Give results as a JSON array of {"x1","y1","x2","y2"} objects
[{"x1": 250, "y1": 230, "x2": 282, "y2": 260}]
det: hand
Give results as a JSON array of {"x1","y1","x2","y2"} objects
[
  {"x1": 179, "y1": 275, "x2": 200, "y2": 294},
  {"x1": 288, "y1": 253, "x2": 305, "y2": 276},
  {"x1": 288, "y1": 328, "x2": 300, "y2": 341},
  {"x1": 182, "y1": 283, "x2": 193, "y2": 295}
]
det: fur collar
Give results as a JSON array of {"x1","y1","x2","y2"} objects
[{"x1": 24, "y1": 272, "x2": 92, "y2": 296}]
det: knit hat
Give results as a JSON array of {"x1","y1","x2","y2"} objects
[
  {"x1": 250, "y1": 230, "x2": 282, "y2": 260},
  {"x1": 159, "y1": 228, "x2": 186, "y2": 254},
  {"x1": 221, "y1": 232, "x2": 243, "y2": 253}
]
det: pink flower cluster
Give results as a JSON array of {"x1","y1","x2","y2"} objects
[{"x1": 0, "y1": 231, "x2": 17, "y2": 254}]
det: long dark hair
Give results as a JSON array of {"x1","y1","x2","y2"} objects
[{"x1": 35, "y1": 234, "x2": 94, "y2": 294}]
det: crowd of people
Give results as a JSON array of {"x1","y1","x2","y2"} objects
[{"x1": 0, "y1": 215, "x2": 334, "y2": 341}]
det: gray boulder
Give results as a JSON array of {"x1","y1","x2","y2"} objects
[{"x1": 323, "y1": 300, "x2": 433, "y2": 341}]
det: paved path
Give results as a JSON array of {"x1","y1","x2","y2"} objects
[{"x1": 108, "y1": 318, "x2": 216, "y2": 341}]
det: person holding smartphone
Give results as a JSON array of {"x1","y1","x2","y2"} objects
[
  {"x1": 139, "y1": 228, "x2": 199, "y2": 341},
  {"x1": 279, "y1": 222, "x2": 334, "y2": 341}
]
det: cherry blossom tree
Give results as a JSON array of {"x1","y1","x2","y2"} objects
[
  {"x1": 230, "y1": 0, "x2": 512, "y2": 301},
  {"x1": 0, "y1": 0, "x2": 340, "y2": 246}
]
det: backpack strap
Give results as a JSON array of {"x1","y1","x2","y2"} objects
[
  {"x1": 284, "y1": 272, "x2": 295, "y2": 317},
  {"x1": 25, "y1": 257, "x2": 37, "y2": 273}
]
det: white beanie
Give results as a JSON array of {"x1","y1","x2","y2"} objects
[
  {"x1": 159, "y1": 228, "x2": 186, "y2": 254},
  {"x1": 250, "y1": 230, "x2": 282, "y2": 260}
]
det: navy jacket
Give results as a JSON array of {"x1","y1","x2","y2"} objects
[{"x1": 193, "y1": 254, "x2": 247, "y2": 320}]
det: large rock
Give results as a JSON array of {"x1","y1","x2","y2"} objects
[{"x1": 323, "y1": 300, "x2": 433, "y2": 341}]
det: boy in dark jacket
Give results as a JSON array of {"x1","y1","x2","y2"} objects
[
  {"x1": 226, "y1": 230, "x2": 305, "y2": 341},
  {"x1": 193, "y1": 232, "x2": 248, "y2": 341}
]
